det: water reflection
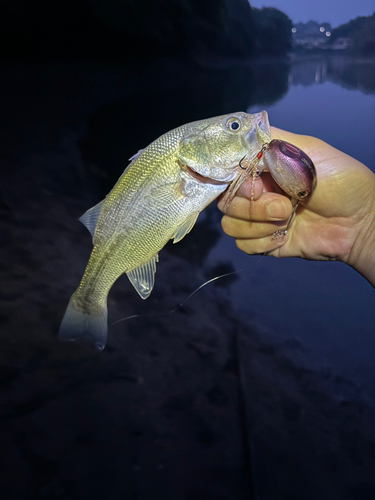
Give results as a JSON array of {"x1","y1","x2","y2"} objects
[
  {"x1": 77, "y1": 54, "x2": 375, "y2": 268},
  {"x1": 289, "y1": 54, "x2": 375, "y2": 93},
  {"x1": 1, "y1": 54, "x2": 375, "y2": 500}
]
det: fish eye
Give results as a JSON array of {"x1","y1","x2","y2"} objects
[
  {"x1": 298, "y1": 190, "x2": 309, "y2": 198},
  {"x1": 226, "y1": 118, "x2": 241, "y2": 131}
]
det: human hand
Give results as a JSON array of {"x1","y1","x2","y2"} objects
[{"x1": 217, "y1": 126, "x2": 375, "y2": 286}]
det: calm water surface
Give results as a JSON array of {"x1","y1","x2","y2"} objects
[
  {"x1": 208, "y1": 64, "x2": 375, "y2": 400},
  {"x1": 2, "y1": 54, "x2": 375, "y2": 500}
]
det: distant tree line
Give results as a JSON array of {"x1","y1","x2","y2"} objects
[
  {"x1": 0, "y1": 0, "x2": 293, "y2": 62},
  {"x1": 330, "y1": 13, "x2": 375, "y2": 55},
  {"x1": 87, "y1": 0, "x2": 293, "y2": 59},
  {"x1": 251, "y1": 8, "x2": 292, "y2": 56}
]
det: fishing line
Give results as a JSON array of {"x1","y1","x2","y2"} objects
[
  {"x1": 111, "y1": 243, "x2": 276, "y2": 327},
  {"x1": 111, "y1": 167, "x2": 287, "y2": 328}
]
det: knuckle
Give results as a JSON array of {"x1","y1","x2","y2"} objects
[
  {"x1": 216, "y1": 198, "x2": 226, "y2": 214},
  {"x1": 221, "y1": 216, "x2": 235, "y2": 236},
  {"x1": 235, "y1": 236, "x2": 268, "y2": 255},
  {"x1": 235, "y1": 239, "x2": 250, "y2": 254}
]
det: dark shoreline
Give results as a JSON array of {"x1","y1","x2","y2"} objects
[{"x1": 1, "y1": 57, "x2": 375, "y2": 499}]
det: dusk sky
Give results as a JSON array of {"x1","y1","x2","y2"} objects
[{"x1": 249, "y1": 0, "x2": 375, "y2": 27}]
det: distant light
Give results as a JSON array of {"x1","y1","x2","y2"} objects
[
  {"x1": 326, "y1": 31, "x2": 331, "y2": 37},
  {"x1": 292, "y1": 27, "x2": 297, "y2": 33},
  {"x1": 320, "y1": 27, "x2": 325, "y2": 32}
]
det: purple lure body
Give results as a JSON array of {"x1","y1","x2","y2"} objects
[{"x1": 263, "y1": 140, "x2": 317, "y2": 200}]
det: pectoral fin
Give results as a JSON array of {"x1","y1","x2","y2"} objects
[
  {"x1": 127, "y1": 254, "x2": 159, "y2": 299},
  {"x1": 149, "y1": 182, "x2": 185, "y2": 209},
  {"x1": 173, "y1": 212, "x2": 199, "y2": 243},
  {"x1": 79, "y1": 200, "x2": 104, "y2": 239}
]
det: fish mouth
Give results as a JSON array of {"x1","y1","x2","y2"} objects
[{"x1": 185, "y1": 165, "x2": 230, "y2": 186}]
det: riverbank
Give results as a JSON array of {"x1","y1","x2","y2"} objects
[{"x1": 1, "y1": 59, "x2": 375, "y2": 499}]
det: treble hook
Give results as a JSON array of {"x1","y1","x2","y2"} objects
[
  {"x1": 239, "y1": 155, "x2": 247, "y2": 170},
  {"x1": 272, "y1": 200, "x2": 300, "y2": 238}
]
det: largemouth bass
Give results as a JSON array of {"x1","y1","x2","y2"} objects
[{"x1": 59, "y1": 111, "x2": 271, "y2": 349}]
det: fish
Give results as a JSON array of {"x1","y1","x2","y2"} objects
[{"x1": 59, "y1": 111, "x2": 271, "y2": 350}]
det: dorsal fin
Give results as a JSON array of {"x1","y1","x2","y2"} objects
[
  {"x1": 126, "y1": 254, "x2": 159, "y2": 299},
  {"x1": 128, "y1": 148, "x2": 144, "y2": 162},
  {"x1": 79, "y1": 200, "x2": 104, "y2": 239}
]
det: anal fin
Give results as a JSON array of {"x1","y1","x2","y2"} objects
[{"x1": 127, "y1": 254, "x2": 159, "y2": 299}]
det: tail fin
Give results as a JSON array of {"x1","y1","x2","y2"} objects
[{"x1": 59, "y1": 293, "x2": 108, "y2": 350}]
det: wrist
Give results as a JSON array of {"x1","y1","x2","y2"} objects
[{"x1": 347, "y1": 201, "x2": 375, "y2": 287}]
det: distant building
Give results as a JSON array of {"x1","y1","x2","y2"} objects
[{"x1": 291, "y1": 21, "x2": 333, "y2": 49}]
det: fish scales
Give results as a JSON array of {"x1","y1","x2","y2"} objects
[{"x1": 59, "y1": 111, "x2": 271, "y2": 349}]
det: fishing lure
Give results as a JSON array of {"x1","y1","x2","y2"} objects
[{"x1": 224, "y1": 139, "x2": 317, "y2": 236}]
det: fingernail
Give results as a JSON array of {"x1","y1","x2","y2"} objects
[{"x1": 266, "y1": 200, "x2": 287, "y2": 219}]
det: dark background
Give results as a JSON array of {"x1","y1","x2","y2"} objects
[{"x1": 1, "y1": 2, "x2": 375, "y2": 500}]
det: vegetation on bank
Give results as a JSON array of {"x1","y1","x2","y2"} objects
[
  {"x1": 77, "y1": 0, "x2": 294, "y2": 60},
  {"x1": 292, "y1": 13, "x2": 375, "y2": 55},
  {"x1": 0, "y1": 0, "x2": 372, "y2": 62},
  {"x1": 252, "y1": 8, "x2": 292, "y2": 56},
  {"x1": 0, "y1": 0, "x2": 292, "y2": 62},
  {"x1": 329, "y1": 13, "x2": 375, "y2": 55}
]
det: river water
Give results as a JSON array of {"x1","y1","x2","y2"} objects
[
  {"x1": 1, "y1": 53, "x2": 375, "y2": 499},
  {"x1": 208, "y1": 55, "x2": 375, "y2": 402}
]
